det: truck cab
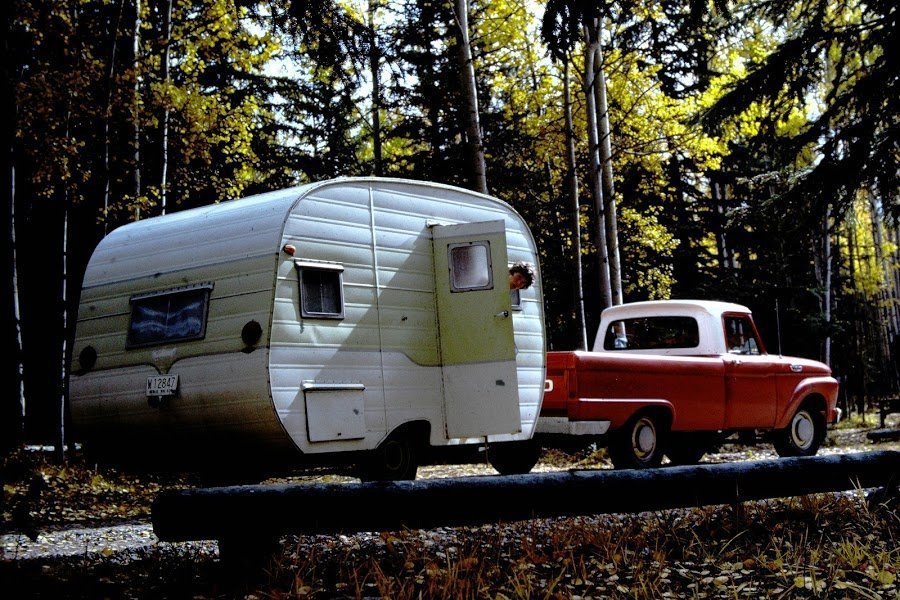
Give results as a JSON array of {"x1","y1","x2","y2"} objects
[{"x1": 538, "y1": 300, "x2": 840, "y2": 469}]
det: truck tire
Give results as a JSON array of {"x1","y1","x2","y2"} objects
[
  {"x1": 357, "y1": 433, "x2": 419, "y2": 481},
  {"x1": 773, "y1": 406, "x2": 825, "y2": 457},
  {"x1": 488, "y1": 439, "x2": 541, "y2": 475},
  {"x1": 608, "y1": 412, "x2": 665, "y2": 469}
]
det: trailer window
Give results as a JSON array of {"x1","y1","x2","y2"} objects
[
  {"x1": 448, "y1": 241, "x2": 493, "y2": 292},
  {"x1": 603, "y1": 316, "x2": 699, "y2": 351},
  {"x1": 127, "y1": 285, "x2": 212, "y2": 348},
  {"x1": 510, "y1": 289, "x2": 522, "y2": 310},
  {"x1": 296, "y1": 262, "x2": 344, "y2": 319}
]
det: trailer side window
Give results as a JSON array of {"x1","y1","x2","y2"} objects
[
  {"x1": 296, "y1": 262, "x2": 344, "y2": 319},
  {"x1": 127, "y1": 284, "x2": 212, "y2": 348},
  {"x1": 448, "y1": 242, "x2": 493, "y2": 292},
  {"x1": 510, "y1": 289, "x2": 522, "y2": 310}
]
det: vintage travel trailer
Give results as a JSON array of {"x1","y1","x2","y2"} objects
[{"x1": 70, "y1": 178, "x2": 546, "y2": 480}]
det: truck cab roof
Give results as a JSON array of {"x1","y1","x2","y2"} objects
[{"x1": 593, "y1": 300, "x2": 757, "y2": 355}]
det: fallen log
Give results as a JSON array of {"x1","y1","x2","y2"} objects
[
  {"x1": 866, "y1": 428, "x2": 900, "y2": 443},
  {"x1": 152, "y1": 451, "x2": 898, "y2": 543}
]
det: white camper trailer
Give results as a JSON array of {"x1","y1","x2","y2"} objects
[{"x1": 70, "y1": 178, "x2": 546, "y2": 480}]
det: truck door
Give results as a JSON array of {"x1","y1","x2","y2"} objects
[
  {"x1": 723, "y1": 315, "x2": 778, "y2": 428},
  {"x1": 431, "y1": 220, "x2": 520, "y2": 438}
]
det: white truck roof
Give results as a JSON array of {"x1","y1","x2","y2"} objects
[{"x1": 593, "y1": 300, "x2": 754, "y2": 355}]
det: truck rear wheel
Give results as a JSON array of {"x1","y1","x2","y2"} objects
[
  {"x1": 773, "y1": 406, "x2": 825, "y2": 457},
  {"x1": 487, "y1": 439, "x2": 541, "y2": 475},
  {"x1": 357, "y1": 433, "x2": 419, "y2": 481},
  {"x1": 608, "y1": 412, "x2": 665, "y2": 469}
]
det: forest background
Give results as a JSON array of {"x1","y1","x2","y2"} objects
[{"x1": 0, "y1": 0, "x2": 897, "y2": 453}]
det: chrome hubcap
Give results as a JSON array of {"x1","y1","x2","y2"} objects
[
  {"x1": 632, "y1": 418, "x2": 657, "y2": 459},
  {"x1": 791, "y1": 411, "x2": 815, "y2": 449}
]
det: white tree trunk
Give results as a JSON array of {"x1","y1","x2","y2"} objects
[
  {"x1": 583, "y1": 25, "x2": 611, "y2": 309},
  {"x1": 454, "y1": 0, "x2": 487, "y2": 194},
  {"x1": 563, "y1": 58, "x2": 588, "y2": 349},
  {"x1": 132, "y1": 0, "x2": 142, "y2": 219},
  {"x1": 160, "y1": 0, "x2": 172, "y2": 214},
  {"x1": 369, "y1": 0, "x2": 383, "y2": 176},
  {"x1": 592, "y1": 43, "x2": 622, "y2": 305}
]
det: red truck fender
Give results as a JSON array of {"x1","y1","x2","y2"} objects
[
  {"x1": 777, "y1": 376, "x2": 841, "y2": 429},
  {"x1": 570, "y1": 398, "x2": 676, "y2": 432}
]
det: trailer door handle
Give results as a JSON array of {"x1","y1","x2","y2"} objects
[{"x1": 495, "y1": 310, "x2": 510, "y2": 318}]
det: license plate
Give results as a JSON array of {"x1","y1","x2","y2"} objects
[{"x1": 147, "y1": 374, "x2": 179, "y2": 396}]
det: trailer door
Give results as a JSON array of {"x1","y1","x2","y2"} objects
[{"x1": 432, "y1": 220, "x2": 520, "y2": 438}]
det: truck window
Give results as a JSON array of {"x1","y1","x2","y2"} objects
[
  {"x1": 296, "y1": 261, "x2": 345, "y2": 319},
  {"x1": 448, "y1": 242, "x2": 493, "y2": 292},
  {"x1": 127, "y1": 284, "x2": 212, "y2": 348},
  {"x1": 602, "y1": 316, "x2": 700, "y2": 351},
  {"x1": 724, "y1": 316, "x2": 761, "y2": 355}
]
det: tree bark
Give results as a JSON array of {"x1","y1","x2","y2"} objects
[
  {"x1": 592, "y1": 44, "x2": 622, "y2": 305},
  {"x1": 563, "y1": 58, "x2": 588, "y2": 349},
  {"x1": 132, "y1": 0, "x2": 142, "y2": 219},
  {"x1": 454, "y1": 0, "x2": 487, "y2": 194},
  {"x1": 160, "y1": 0, "x2": 172, "y2": 214},
  {"x1": 368, "y1": 0, "x2": 383, "y2": 176},
  {"x1": 583, "y1": 24, "x2": 611, "y2": 309}
]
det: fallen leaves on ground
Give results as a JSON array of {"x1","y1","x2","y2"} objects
[{"x1": 1, "y1": 424, "x2": 898, "y2": 599}]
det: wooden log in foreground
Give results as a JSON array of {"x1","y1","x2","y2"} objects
[{"x1": 152, "y1": 451, "x2": 899, "y2": 543}]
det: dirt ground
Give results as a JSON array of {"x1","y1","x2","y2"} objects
[{"x1": 1, "y1": 416, "x2": 898, "y2": 599}]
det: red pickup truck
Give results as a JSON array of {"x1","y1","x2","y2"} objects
[{"x1": 537, "y1": 300, "x2": 841, "y2": 469}]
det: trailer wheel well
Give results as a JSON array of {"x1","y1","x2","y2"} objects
[{"x1": 386, "y1": 420, "x2": 431, "y2": 448}]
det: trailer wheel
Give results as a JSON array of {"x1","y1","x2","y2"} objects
[
  {"x1": 488, "y1": 440, "x2": 541, "y2": 475},
  {"x1": 357, "y1": 434, "x2": 419, "y2": 482},
  {"x1": 773, "y1": 405, "x2": 825, "y2": 457},
  {"x1": 664, "y1": 435, "x2": 707, "y2": 465},
  {"x1": 608, "y1": 412, "x2": 665, "y2": 469}
]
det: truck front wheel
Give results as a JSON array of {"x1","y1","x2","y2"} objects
[
  {"x1": 608, "y1": 412, "x2": 666, "y2": 469},
  {"x1": 773, "y1": 406, "x2": 825, "y2": 457}
]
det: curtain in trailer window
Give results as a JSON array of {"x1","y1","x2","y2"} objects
[{"x1": 127, "y1": 287, "x2": 211, "y2": 347}]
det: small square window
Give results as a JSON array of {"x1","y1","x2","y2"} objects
[
  {"x1": 296, "y1": 261, "x2": 344, "y2": 319},
  {"x1": 127, "y1": 284, "x2": 212, "y2": 348},
  {"x1": 510, "y1": 289, "x2": 522, "y2": 310},
  {"x1": 449, "y1": 242, "x2": 493, "y2": 292}
]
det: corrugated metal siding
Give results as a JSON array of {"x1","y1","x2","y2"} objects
[
  {"x1": 271, "y1": 179, "x2": 545, "y2": 453},
  {"x1": 72, "y1": 178, "x2": 546, "y2": 463},
  {"x1": 70, "y1": 188, "x2": 310, "y2": 456}
]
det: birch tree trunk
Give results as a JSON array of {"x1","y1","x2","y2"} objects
[
  {"x1": 592, "y1": 44, "x2": 622, "y2": 305},
  {"x1": 368, "y1": 0, "x2": 383, "y2": 176},
  {"x1": 868, "y1": 192, "x2": 899, "y2": 391},
  {"x1": 159, "y1": 0, "x2": 172, "y2": 214},
  {"x1": 822, "y1": 206, "x2": 832, "y2": 366},
  {"x1": 454, "y1": 0, "x2": 487, "y2": 195},
  {"x1": 563, "y1": 58, "x2": 588, "y2": 349},
  {"x1": 103, "y1": 0, "x2": 126, "y2": 236},
  {"x1": 132, "y1": 0, "x2": 142, "y2": 220},
  {"x1": 8, "y1": 115, "x2": 25, "y2": 450},
  {"x1": 57, "y1": 186, "x2": 69, "y2": 462},
  {"x1": 583, "y1": 24, "x2": 612, "y2": 309}
]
